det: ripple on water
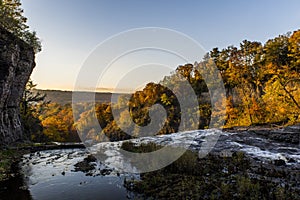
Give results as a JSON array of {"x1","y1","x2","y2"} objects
[{"x1": 21, "y1": 148, "x2": 131, "y2": 200}]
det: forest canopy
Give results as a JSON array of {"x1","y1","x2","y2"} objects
[{"x1": 27, "y1": 29, "x2": 300, "y2": 142}]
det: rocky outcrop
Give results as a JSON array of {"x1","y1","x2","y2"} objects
[
  {"x1": 252, "y1": 124, "x2": 300, "y2": 144},
  {"x1": 0, "y1": 26, "x2": 35, "y2": 145}
]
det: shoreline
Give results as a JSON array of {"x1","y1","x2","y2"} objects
[{"x1": 0, "y1": 123, "x2": 298, "y2": 182}]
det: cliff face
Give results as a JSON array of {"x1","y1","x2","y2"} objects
[{"x1": 0, "y1": 26, "x2": 35, "y2": 145}]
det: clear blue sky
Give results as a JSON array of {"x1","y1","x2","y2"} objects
[{"x1": 22, "y1": 0, "x2": 300, "y2": 91}]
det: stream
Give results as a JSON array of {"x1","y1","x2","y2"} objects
[{"x1": 0, "y1": 127, "x2": 299, "y2": 199}]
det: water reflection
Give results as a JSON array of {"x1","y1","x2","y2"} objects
[
  {"x1": 20, "y1": 149, "x2": 133, "y2": 200},
  {"x1": 0, "y1": 175, "x2": 32, "y2": 200}
]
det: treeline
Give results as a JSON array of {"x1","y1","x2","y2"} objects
[
  {"x1": 20, "y1": 81, "x2": 79, "y2": 142},
  {"x1": 0, "y1": 0, "x2": 41, "y2": 52},
  {"x1": 209, "y1": 30, "x2": 300, "y2": 126},
  {"x1": 74, "y1": 70, "x2": 212, "y2": 142},
  {"x1": 23, "y1": 30, "x2": 300, "y2": 142},
  {"x1": 75, "y1": 29, "x2": 300, "y2": 142}
]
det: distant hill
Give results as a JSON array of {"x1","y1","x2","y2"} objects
[{"x1": 35, "y1": 89, "x2": 123, "y2": 105}]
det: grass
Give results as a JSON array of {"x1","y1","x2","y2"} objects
[
  {"x1": 0, "y1": 149, "x2": 22, "y2": 181},
  {"x1": 122, "y1": 142, "x2": 300, "y2": 200}
]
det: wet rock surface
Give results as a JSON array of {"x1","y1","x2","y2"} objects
[
  {"x1": 118, "y1": 125, "x2": 300, "y2": 199},
  {"x1": 5, "y1": 125, "x2": 298, "y2": 199},
  {"x1": 84, "y1": 125, "x2": 299, "y2": 199},
  {"x1": 219, "y1": 125, "x2": 299, "y2": 169},
  {"x1": 89, "y1": 125, "x2": 299, "y2": 173},
  {"x1": 74, "y1": 159, "x2": 96, "y2": 173},
  {"x1": 250, "y1": 125, "x2": 300, "y2": 144}
]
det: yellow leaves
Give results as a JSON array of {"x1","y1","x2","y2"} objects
[
  {"x1": 160, "y1": 93, "x2": 171, "y2": 106},
  {"x1": 264, "y1": 63, "x2": 277, "y2": 75},
  {"x1": 39, "y1": 104, "x2": 75, "y2": 142},
  {"x1": 288, "y1": 30, "x2": 300, "y2": 68},
  {"x1": 262, "y1": 74, "x2": 300, "y2": 124},
  {"x1": 279, "y1": 107, "x2": 285, "y2": 114}
]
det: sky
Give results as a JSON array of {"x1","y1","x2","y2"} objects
[{"x1": 21, "y1": 0, "x2": 300, "y2": 92}]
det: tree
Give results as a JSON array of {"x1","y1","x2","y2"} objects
[
  {"x1": 264, "y1": 34, "x2": 290, "y2": 67},
  {"x1": 288, "y1": 30, "x2": 300, "y2": 71},
  {"x1": 41, "y1": 103, "x2": 79, "y2": 142},
  {"x1": 0, "y1": 0, "x2": 27, "y2": 35},
  {"x1": 262, "y1": 66, "x2": 300, "y2": 124},
  {"x1": 20, "y1": 80, "x2": 49, "y2": 141},
  {"x1": 0, "y1": 0, "x2": 41, "y2": 52},
  {"x1": 38, "y1": 29, "x2": 300, "y2": 143}
]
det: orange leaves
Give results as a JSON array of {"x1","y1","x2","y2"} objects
[
  {"x1": 39, "y1": 103, "x2": 75, "y2": 142},
  {"x1": 288, "y1": 30, "x2": 300, "y2": 69}
]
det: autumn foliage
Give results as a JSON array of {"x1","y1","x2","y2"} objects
[{"x1": 27, "y1": 30, "x2": 300, "y2": 142}]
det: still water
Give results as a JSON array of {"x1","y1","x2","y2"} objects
[{"x1": 1, "y1": 148, "x2": 134, "y2": 200}]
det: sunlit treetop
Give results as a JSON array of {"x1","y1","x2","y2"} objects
[{"x1": 0, "y1": 0, "x2": 41, "y2": 53}]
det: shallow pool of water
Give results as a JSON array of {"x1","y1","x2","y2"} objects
[{"x1": 20, "y1": 149, "x2": 133, "y2": 200}]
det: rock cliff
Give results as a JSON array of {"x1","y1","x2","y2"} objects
[{"x1": 0, "y1": 26, "x2": 35, "y2": 145}]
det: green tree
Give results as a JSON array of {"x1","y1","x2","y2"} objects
[
  {"x1": 20, "y1": 80, "x2": 49, "y2": 141},
  {"x1": 0, "y1": 0, "x2": 27, "y2": 35},
  {"x1": 264, "y1": 34, "x2": 290, "y2": 67},
  {"x1": 0, "y1": 0, "x2": 41, "y2": 52}
]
